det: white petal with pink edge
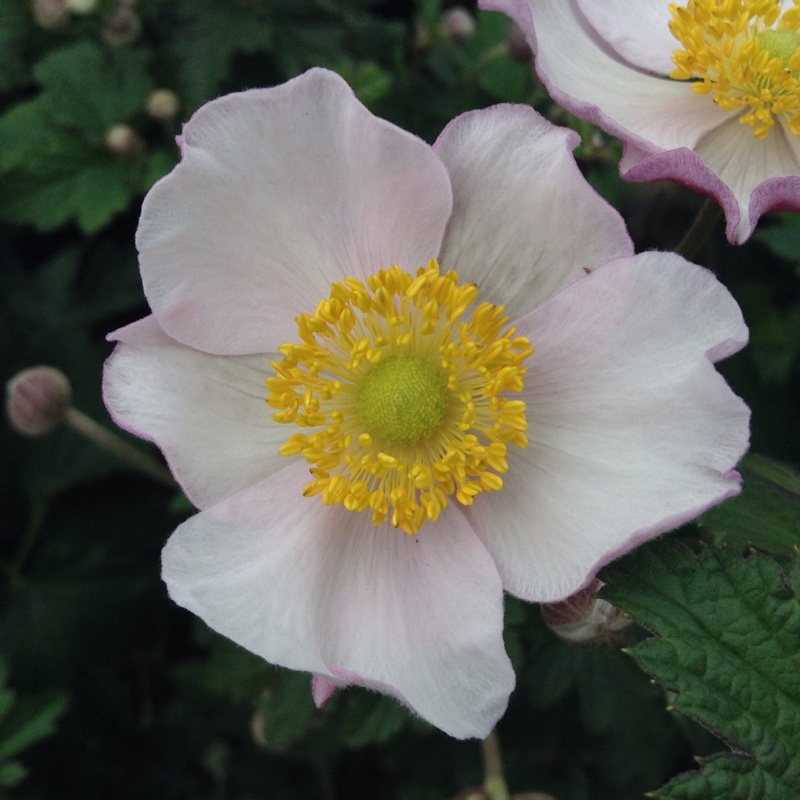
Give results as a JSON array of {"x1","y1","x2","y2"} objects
[
  {"x1": 138, "y1": 68, "x2": 453, "y2": 356},
  {"x1": 434, "y1": 104, "x2": 632, "y2": 318},
  {"x1": 480, "y1": 0, "x2": 729, "y2": 153},
  {"x1": 162, "y1": 459, "x2": 514, "y2": 739},
  {"x1": 695, "y1": 117, "x2": 800, "y2": 243},
  {"x1": 103, "y1": 316, "x2": 285, "y2": 509},
  {"x1": 466, "y1": 253, "x2": 749, "y2": 602},
  {"x1": 577, "y1": 0, "x2": 676, "y2": 76}
]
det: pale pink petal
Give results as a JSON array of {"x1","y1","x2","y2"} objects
[
  {"x1": 138, "y1": 68, "x2": 453, "y2": 356},
  {"x1": 620, "y1": 142, "x2": 744, "y2": 239},
  {"x1": 311, "y1": 675, "x2": 339, "y2": 708},
  {"x1": 576, "y1": 0, "x2": 677, "y2": 76},
  {"x1": 434, "y1": 104, "x2": 632, "y2": 317},
  {"x1": 162, "y1": 460, "x2": 514, "y2": 739},
  {"x1": 466, "y1": 253, "x2": 749, "y2": 602},
  {"x1": 480, "y1": 0, "x2": 729, "y2": 153},
  {"x1": 695, "y1": 117, "x2": 800, "y2": 243},
  {"x1": 103, "y1": 316, "x2": 286, "y2": 509}
]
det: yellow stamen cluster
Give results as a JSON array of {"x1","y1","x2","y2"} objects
[
  {"x1": 669, "y1": 0, "x2": 800, "y2": 137},
  {"x1": 266, "y1": 259, "x2": 533, "y2": 535}
]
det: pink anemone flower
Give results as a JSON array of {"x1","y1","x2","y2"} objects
[
  {"x1": 482, "y1": 0, "x2": 800, "y2": 243},
  {"x1": 103, "y1": 68, "x2": 749, "y2": 738}
]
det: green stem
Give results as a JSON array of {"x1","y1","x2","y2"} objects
[
  {"x1": 7, "y1": 496, "x2": 47, "y2": 580},
  {"x1": 675, "y1": 197, "x2": 723, "y2": 261},
  {"x1": 482, "y1": 730, "x2": 510, "y2": 800},
  {"x1": 65, "y1": 408, "x2": 177, "y2": 490}
]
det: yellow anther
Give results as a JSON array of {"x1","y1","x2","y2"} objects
[
  {"x1": 265, "y1": 259, "x2": 532, "y2": 535},
  {"x1": 669, "y1": 0, "x2": 800, "y2": 138}
]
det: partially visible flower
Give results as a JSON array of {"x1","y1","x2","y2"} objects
[
  {"x1": 103, "y1": 69, "x2": 749, "y2": 738},
  {"x1": 482, "y1": 0, "x2": 800, "y2": 243}
]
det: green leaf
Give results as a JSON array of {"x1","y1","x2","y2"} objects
[
  {"x1": 601, "y1": 541, "x2": 800, "y2": 800},
  {"x1": 0, "y1": 41, "x2": 153, "y2": 232},
  {"x1": 33, "y1": 42, "x2": 152, "y2": 136},
  {"x1": 0, "y1": 691, "x2": 69, "y2": 763},
  {"x1": 699, "y1": 454, "x2": 800, "y2": 554},
  {"x1": 0, "y1": 759, "x2": 27, "y2": 788},
  {"x1": 166, "y1": 0, "x2": 273, "y2": 110},
  {"x1": 0, "y1": 0, "x2": 29, "y2": 93},
  {"x1": 255, "y1": 670, "x2": 317, "y2": 749},
  {"x1": 339, "y1": 690, "x2": 408, "y2": 747},
  {"x1": 754, "y1": 214, "x2": 800, "y2": 267},
  {"x1": 0, "y1": 153, "x2": 137, "y2": 233}
]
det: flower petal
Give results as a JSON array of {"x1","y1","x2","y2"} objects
[
  {"x1": 620, "y1": 143, "x2": 740, "y2": 238},
  {"x1": 162, "y1": 460, "x2": 514, "y2": 739},
  {"x1": 576, "y1": 0, "x2": 676, "y2": 76},
  {"x1": 138, "y1": 68, "x2": 453, "y2": 355},
  {"x1": 695, "y1": 117, "x2": 800, "y2": 243},
  {"x1": 466, "y1": 252, "x2": 749, "y2": 602},
  {"x1": 434, "y1": 104, "x2": 632, "y2": 317},
  {"x1": 480, "y1": 0, "x2": 729, "y2": 152},
  {"x1": 103, "y1": 316, "x2": 285, "y2": 509}
]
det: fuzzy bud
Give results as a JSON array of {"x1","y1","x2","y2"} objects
[
  {"x1": 540, "y1": 580, "x2": 632, "y2": 647},
  {"x1": 146, "y1": 89, "x2": 180, "y2": 121},
  {"x1": 105, "y1": 124, "x2": 140, "y2": 155},
  {"x1": 65, "y1": 0, "x2": 96, "y2": 13},
  {"x1": 6, "y1": 366, "x2": 72, "y2": 437},
  {"x1": 33, "y1": 0, "x2": 69, "y2": 28},
  {"x1": 443, "y1": 7, "x2": 475, "y2": 44},
  {"x1": 101, "y1": 5, "x2": 141, "y2": 46},
  {"x1": 506, "y1": 22, "x2": 532, "y2": 63}
]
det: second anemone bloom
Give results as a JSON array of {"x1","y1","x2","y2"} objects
[
  {"x1": 484, "y1": 0, "x2": 800, "y2": 243},
  {"x1": 104, "y1": 69, "x2": 750, "y2": 738}
]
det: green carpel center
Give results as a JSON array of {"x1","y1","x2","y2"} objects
[
  {"x1": 356, "y1": 354, "x2": 448, "y2": 445},
  {"x1": 758, "y1": 29, "x2": 800, "y2": 65}
]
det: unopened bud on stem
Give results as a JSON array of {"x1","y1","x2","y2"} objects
[
  {"x1": 101, "y1": 5, "x2": 141, "y2": 45},
  {"x1": 105, "y1": 124, "x2": 141, "y2": 155},
  {"x1": 33, "y1": 0, "x2": 69, "y2": 28},
  {"x1": 541, "y1": 579, "x2": 632, "y2": 646},
  {"x1": 6, "y1": 365, "x2": 176, "y2": 489},
  {"x1": 6, "y1": 366, "x2": 71, "y2": 436},
  {"x1": 443, "y1": 7, "x2": 475, "y2": 44},
  {"x1": 146, "y1": 89, "x2": 180, "y2": 121}
]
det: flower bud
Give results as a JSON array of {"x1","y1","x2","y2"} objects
[
  {"x1": 506, "y1": 22, "x2": 532, "y2": 63},
  {"x1": 540, "y1": 579, "x2": 632, "y2": 647},
  {"x1": 105, "y1": 124, "x2": 140, "y2": 155},
  {"x1": 443, "y1": 7, "x2": 475, "y2": 45},
  {"x1": 146, "y1": 89, "x2": 180, "y2": 122},
  {"x1": 6, "y1": 366, "x2": 72, "y2": 437},
  {"x1": 65, "y1": 0, "x2": 96, "y2": 13},
  {"x1": 33, "y1": 0, "x2": 69, "y2": 28},
  {"x1": 101, "y1": 5, "x2": 141, "y2": 46},
  {"x1": 451, "y1": 789, "x2": 487, "y2": 800}
]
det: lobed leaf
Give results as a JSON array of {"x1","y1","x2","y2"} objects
[
  {"x1": 601, "y1": 541, "x2": 800, "y2": 800},
  {"x1": 699, "y1": 454, "x2": 800, "y2": 554}
]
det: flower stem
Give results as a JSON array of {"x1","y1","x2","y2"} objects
[
  {"x1": 64, "y1": 407, "x2": 177, "y2": 489},
  {"x1": 482, "y1": 730, "x2": 510, "y2": 800},
  {"x1": 675, "y1": 197, "x2": 723, "y2": 261}
]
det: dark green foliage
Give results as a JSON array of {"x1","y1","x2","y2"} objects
[{"x1": 603, "y1": 542, "x2": 800, "y2": 800}]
